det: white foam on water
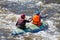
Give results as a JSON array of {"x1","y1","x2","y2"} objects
[{"x1": 0, "y1": 13, "x2": 60, "y2": 40}]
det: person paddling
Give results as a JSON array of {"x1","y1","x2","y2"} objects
[
  {"x1": 32, "y1": 10, "x2": 48, "y2": 27},
  {"x1": 16, "y1": 13, "x2": 31, "y2": 30}
]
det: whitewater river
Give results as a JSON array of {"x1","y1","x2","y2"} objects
[{"x1": 0, "y1": 4, "x2": 60, "y2": 40}]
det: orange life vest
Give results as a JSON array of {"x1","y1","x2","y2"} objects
[{"x1": 32, "y1": 15, "x2": 41, "y2": 26}]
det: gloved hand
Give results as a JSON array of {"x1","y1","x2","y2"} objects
[
  {"x1": 45, "y1": 14, "x2": 48, "y2": 17},
  {"x1": 28, "y1": 18, "x2": 32, "y2": 22}
]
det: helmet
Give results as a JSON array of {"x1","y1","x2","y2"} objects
[
  {"x1": 35, "y1": 10, "x2": 40, "y2": 14},
  {"x1": 20, "y1": 13, "x2": 25, "y2": 19}
]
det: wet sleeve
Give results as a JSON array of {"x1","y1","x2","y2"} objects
[
  {"x1": 25, "y1": 20, "x2": 30, "y2": 22},
  {"x1": 41, "y1": 15, "x2": 47, "y2": 18}
]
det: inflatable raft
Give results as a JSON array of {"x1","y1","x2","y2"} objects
[{"x1": 11, "y1": 22, "x2": 48, "y2": 35}]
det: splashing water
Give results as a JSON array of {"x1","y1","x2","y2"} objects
[{"x1": 0, "y1": 9, "x2": 60, "y2": 40}]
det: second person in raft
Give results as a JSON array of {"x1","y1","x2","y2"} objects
[
  {"x1": 32, "y1": 10, "x2": 48, "y2": 27},
  {"x1": 16, "y1": 14, "x2": 31, "y2": 30}
]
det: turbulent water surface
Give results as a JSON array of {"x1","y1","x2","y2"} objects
[{"x1": 0, "y1": 2, "x2": 60, "y2": 40}]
